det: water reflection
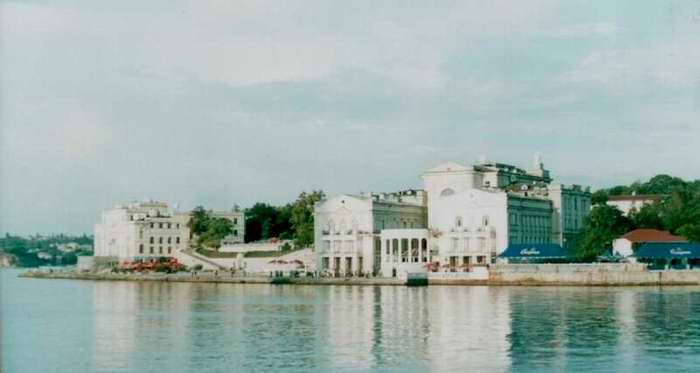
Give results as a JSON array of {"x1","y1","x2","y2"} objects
[{"x1": 82, "y1": 281, "x2": 700, "y2": 372}]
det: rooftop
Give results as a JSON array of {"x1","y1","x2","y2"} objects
[{"x1": 620, "y1": 229, "x2": 687, "y2": 243}]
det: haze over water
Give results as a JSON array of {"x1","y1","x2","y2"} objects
[{"x1": 3, "y1": 269, "x2": 700, "y2": 372}]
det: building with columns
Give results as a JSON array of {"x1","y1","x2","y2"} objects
[
  {"x1": 314, "y1": 190, "x2": 427, "y2": 276},
  {"x1": 314, "y1": 156, "x2": 591, "y2": 277}
]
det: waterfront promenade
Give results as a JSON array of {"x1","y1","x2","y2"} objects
[{"x1": 20, "y1": 263, "x2": 700, "y2": 286}]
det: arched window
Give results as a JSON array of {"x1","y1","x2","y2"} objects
[{"x1": 440, "y1": 188, "x2": 455, "y2": 197}]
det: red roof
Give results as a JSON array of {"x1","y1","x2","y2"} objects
[{"x1": 621, "y1": 229, "x2": 687, "y2": 243}]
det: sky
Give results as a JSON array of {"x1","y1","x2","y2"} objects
[{"x1": 1, "y1": 0, "x2": 700, "y2": 235}]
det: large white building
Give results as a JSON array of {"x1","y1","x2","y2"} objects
[
  {"x1": 314, "y1": 156, "x2": 591, "y2": 277},
  {"x1": 94, "y1": 201, "x2": 191, "y2": 260},
  {"x1": 314, "y1": 190, "x2": 427, "y2": 276}
]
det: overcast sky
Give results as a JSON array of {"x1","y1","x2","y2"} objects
[{"x1": 2, "y1": 1, "x2": 700, "y2": 235}]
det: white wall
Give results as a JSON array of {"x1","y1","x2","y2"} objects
[{"x1": 613, "y1": 238, "x2": 634, "y2": 257}]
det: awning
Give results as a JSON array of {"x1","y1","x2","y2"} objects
[
  {"x1": 634, "y1": 243, "x2": 700, "y2": 259},
  {"x1": 499, "y1": 244, "x2": 570, "y2": 259}
]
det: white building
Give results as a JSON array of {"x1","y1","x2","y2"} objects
[
  {"x1": 93, "y1": 201, "x2": 191, "y2": 260},
  {"x1": 607, "y1": 194, "x2": 662, "y2": 216},
  {"x1": 315, "y1": 156, "x2": 591, "y2": 277},
  {"x1": 314, "y1": 190, "x2": 427, "y2": 276}
]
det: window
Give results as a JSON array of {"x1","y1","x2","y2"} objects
[
  {"x1": 159, "y1": 223, "x2": 163, "y2": 229},
  {"x1": 233, "y1": 230, "x2": 238, "y2": 237},
  {"x1": 168, "y1": 247, "x2": 172, "y2": 254},
  {"x1": 167, "y1": 237, "x2": 171, "y2": 244},
  {"x1": 234, "y1": 218, "x2": 238, "y2": 225},
  {"x1": 176, "y1": 223, "x2": 180, "y2": 229},
  {"x1": 139, "y1": 244, "x2": 144, "y2": 254},
  {"x1": 167, "y1": 223, "x2": 172, "y2": 229},
  {"x1": 149, "y1": 247, "x2": 154, "y2": 254},
  {"x1": 159, "y1": 247, "x2": 163, "y2": 254},
  {"x1": 150, "y1": 237, "x2": 154, "y2": 244},
  {"x1": 150, "y1": 223, "x2": 154, "y2": 229},
  {"x1": 158, "y1": 237, "x2": 163, "y2": 244},
  {"x1": 482, "y1": 216, "x2": 490, "y2": 227},
  {"x1": 176, "y1": 237, "x2": 180, "y2": 244},
  {"x1": 455, "y1": 216, "x2": 463, "y2": 228},
  {"x1": 440, "y1": 188, "x2": 455, "y2": 197}
]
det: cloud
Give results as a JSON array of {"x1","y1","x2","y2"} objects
[
  {"x1": 2, "y1": 0, "x2": 700, "y2": 234},
  {"x1": 540, "y1": 22, "x2": 621, "y2": 38}
]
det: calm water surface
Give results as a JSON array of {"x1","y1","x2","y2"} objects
[{"x1": 3, "y1": 268, "x2": 700, "y2": 372}]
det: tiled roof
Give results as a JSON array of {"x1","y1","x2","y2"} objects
[{"x1": 621, "y1": 229, "x2": 687, "y2": 243}]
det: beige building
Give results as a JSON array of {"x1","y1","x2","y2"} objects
[
  {"x1": 607, "y1": 194, "x2": 662, "y2": 216},
  {"x1": 93, "y1": 201, "x2": 191, "y2": 260},
  {"x1": 211, "y1": 209, "x2": 245, "y2": 245}
]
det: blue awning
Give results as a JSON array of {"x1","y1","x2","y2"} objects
[
  {"x1": 499, "y1": 244, "x2": 570, "y2": 258},
  {"x1": 634, "y1": 243, "x2": 700, "y2": 259}
]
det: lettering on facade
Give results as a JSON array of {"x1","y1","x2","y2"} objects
[
  {"x1": 670, "y1": 248, "x2": 691, "y2": 256},
  {"x1": 520, "y1": 248, "x2": 540, "y2": 256}
]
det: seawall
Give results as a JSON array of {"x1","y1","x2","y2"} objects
[
  {"x1": 19, "y1": 264, "x2": 700, "y2": 286},
  {"x1": 490, "y1": 263, "x2": 700, "y2": 286},
  {"x1": 19, "y1": 271, "x2": 405, "y2": 286}
]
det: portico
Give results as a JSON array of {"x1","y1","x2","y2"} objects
[{"x1": 380, "y1": 229, "x2": 431, "y2": 277}]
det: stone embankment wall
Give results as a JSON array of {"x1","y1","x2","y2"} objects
[{"x1": 490, "y1": 263, "x2": 700, "y2": 285}]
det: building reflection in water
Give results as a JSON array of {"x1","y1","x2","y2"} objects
[{"x1": 89, "y1": 281, "x2": 700, "y2": 372}]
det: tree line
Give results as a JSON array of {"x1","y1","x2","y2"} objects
[
  {"x1": 189, "y1": 190, "x2": 325, "y2": 250},
  {"x1": 576, "y1": 175, "x2": 700, "y2": 260}
]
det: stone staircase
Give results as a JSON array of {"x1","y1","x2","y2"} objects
[{"x1": 176, "y1": 249, "x2": 228, "y2": 270}]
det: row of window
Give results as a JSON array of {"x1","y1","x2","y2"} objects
[
  {"x1": 148, "y1": 222, "x2": 181, "y2": 229},
  {"x1": 138, "y1": 245, "x2": 173, "y2": 255},
  {"x1": 455, "y1": 216, "x2": 490, "y2": 228},
  {"x1": 148, "y1": 236, "x2": 181, "y2": 244}
]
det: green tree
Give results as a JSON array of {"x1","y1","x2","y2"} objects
[
  {"x1": 188, "y1": 207, "x2": 233, "y2": 249},
  {"x1": 591, "y1": 190, "x2": 608, "y2": 205},
  {"x1": 629, "y1": 204, "x2": 664, "y2": 230},
  {"x1": 576, "y1": 205, "x2": 632, "y2": 261},
  {"x1": 290, "y1": 190, "x2": 325, "y2": 248},
  {"x1": 244, "y1": 203, "x2": 280, "y2": 242}
]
